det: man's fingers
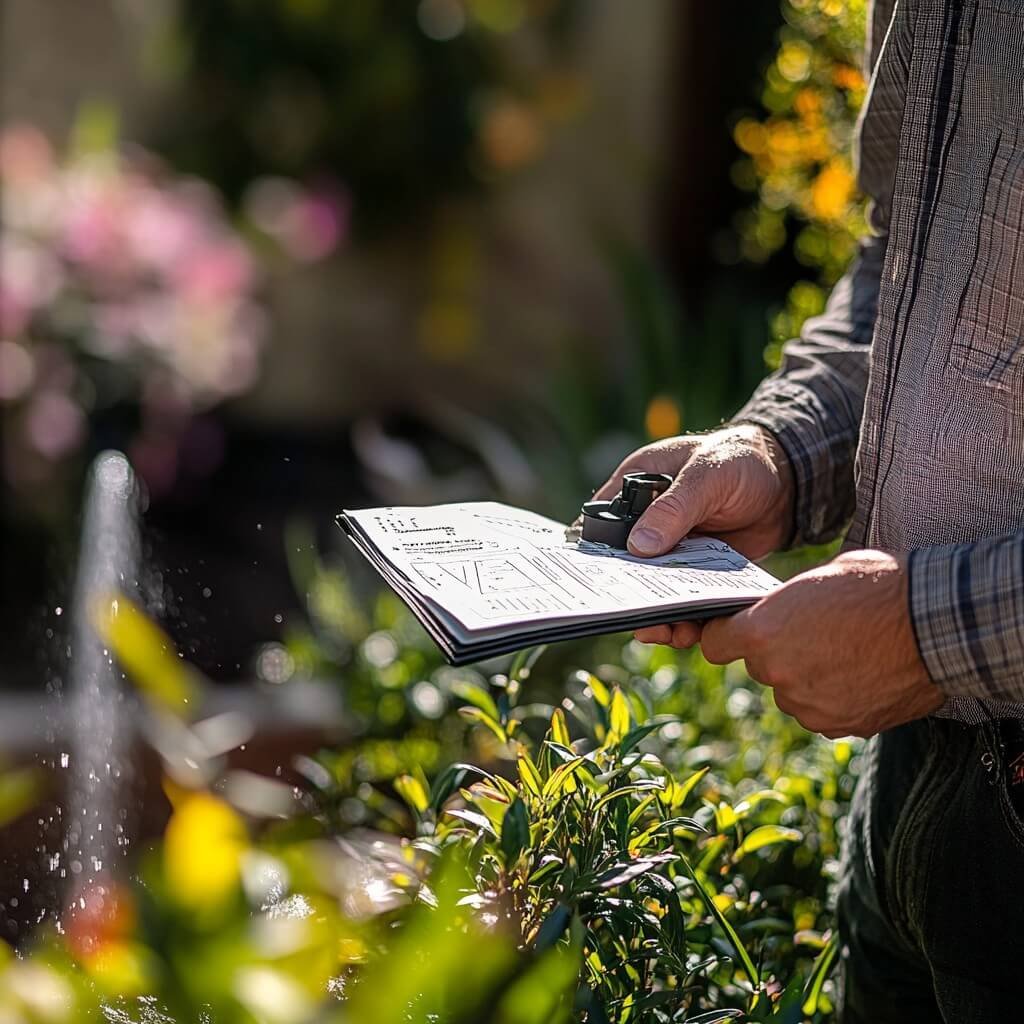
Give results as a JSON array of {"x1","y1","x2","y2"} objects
[
  {"x1": 699, "y1": 610, "x2": 754, "y2": 665},
  {"x1": 670, "y1": 622, "x2": 701, "y2": 648},
  {"x1": 627, "y1": 461, "x2": 717, "y2": 557},
  {"x1": 634, "y1": 624, "x2": 672, "y2": 644}
]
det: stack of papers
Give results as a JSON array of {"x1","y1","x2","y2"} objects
[{"x1": 338, "y1": 502, "x2": 780, "y2": 665}]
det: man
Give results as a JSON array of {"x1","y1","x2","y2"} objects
[{"x1": 596, "y1": 1, "x2": 1024, "y2": 1019}]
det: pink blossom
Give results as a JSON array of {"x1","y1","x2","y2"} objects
[
  {"x1": 126, "y1": 187, "x2": 206, "y2": 273},
  {"x1": 244, "y1": 176, "x2": 348, "y2": 262},
  {"x1": 173, "y1": 239, "x2": 255, "y2": 303}
]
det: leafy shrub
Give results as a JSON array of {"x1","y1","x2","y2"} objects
[{"x1": 0, "y1": 568, "x2": 855, "y2": 1022}]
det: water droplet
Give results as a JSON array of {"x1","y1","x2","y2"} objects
[
  {"x1": 202, "y1": 587, "x2": 212, "y2": 598},
  {"x1": 55, "y1": 606, "x2": 63, "y2": 616}
]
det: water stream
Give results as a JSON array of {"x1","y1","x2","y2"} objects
[{"x1": 62, "y1": 451, "x2": 140, "y2": 919}]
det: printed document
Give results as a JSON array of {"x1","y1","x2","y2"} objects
[{"x1": 339, "y1": 501, "x2": 779, "y2": 665}]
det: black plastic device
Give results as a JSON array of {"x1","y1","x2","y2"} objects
[{"x1": 580, "y1": 472, "x2": 673, "y2": 548}]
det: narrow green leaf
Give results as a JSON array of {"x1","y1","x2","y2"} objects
[
  {"x1": 451, "y1": 681, "x2": 500, "y2": 722},
  {"x1": 544, "y1": 740, "x2": 577, "y2": 764},
  {"x1": 528, "y1": 855, "x2": 564, "y2": 885},
  {"x1": 516, "y1": 750, "x2": 543, "y2": 798},
  {"x1": 501, "y1": 797, "x2": 530, "y2": 863},
  {"x1": 620, "y1": 717, "x2": 679, "y2": 756},
  {"x1": 534, "y1": 903, "x2": 572, "y2": 950},
  {"x1": 608, "y1": 687, "x2": 631, "y2": 741},
  {"x1": 458, "y1": 705, "x2": 508, "y2": 744},
  {"x1": 583, "y1": 672, "x2": 611, "y2": 707},
  {"x1": 625, "y1": 794, "x2": 656, "y2": 832},
  {"x1": 733, "y1": 789, "x2": 787, "y2": 818},
  {"x1": 510, "y1": 644, "x2": 548, "y2": 681},
  {"x1": 667, "y1": 766, "x2": 709, "y2": 809},
  {"x1": 680, "y1": 854, "x2": 760, "y2": 986},
  {"x1": 429, "y1": 763, "x2": 468, "y2": 812},
  {"x1": 550, "y1": 707, "x2": 571, "y2": 747},
  {"x1": 542, "y1": 756, "x2": 585, "y2": 800},
  {"x1": 731, "y1": 825, "x2": 802, "y2": 862},
  {"x1": 593, "y1": 781, "x2": 665, "y2": 814},
  {"x1": 594, "y1": 853, "x2": 677, "y2": 890},
  {"x1": 801, "y1": 932, "x2": 839, "y2": 1015},
  {"x1": 394, "y1": 774, "x2": 429, "y2": 814},
  {"x1": 444, "y1": 807, "x2": 496, "y2": 835}
]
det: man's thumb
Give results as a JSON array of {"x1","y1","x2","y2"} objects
[{"x1": 627, "y1": 464, "x2": 714, "y2": 556}]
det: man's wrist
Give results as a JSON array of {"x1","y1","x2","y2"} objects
[{"x1": 748, "y1": 424, "x2": 797, "y2": 551}]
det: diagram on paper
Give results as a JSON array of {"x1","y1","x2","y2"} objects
[{"x1": 413, "y1": 553, "x2": 576, "y2": 617}]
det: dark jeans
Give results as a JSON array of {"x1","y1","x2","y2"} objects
[{"x1": 837, "y1": 714, "x2": 1024, "y2": 1022}]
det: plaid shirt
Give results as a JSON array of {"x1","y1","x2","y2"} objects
[{"x1": 736, "y1": 0, "x2": 1024, "y2": 719}]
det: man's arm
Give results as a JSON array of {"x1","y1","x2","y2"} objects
[
  {"x1": 910, "y1": 534, "x2": 1024, "y2": 703},
  {"x1": 733, "y1": 235, "x2": 883, "y2": 546},
  {"x1": 733, "y1": 0, "x2": 903, "y2": 547}
]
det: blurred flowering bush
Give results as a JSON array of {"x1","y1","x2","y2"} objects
[
  {"x1": 0, "y1": 118, "x2": 343, "y2": 520},
  {"x1": 732, "y1": 0, "x2": 868, "y2": 365}
]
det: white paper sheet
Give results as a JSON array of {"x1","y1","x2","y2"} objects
[{"x1": 342, "y1": 502, "x2": 779, "y2": 638}]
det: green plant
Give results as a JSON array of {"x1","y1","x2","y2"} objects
[
  {"x1": 0, "y1": 570, "x2": 856, "y2": 1022},
  {"x1": 385, "y1": 652, "x2": 846, "y2": 1022}
]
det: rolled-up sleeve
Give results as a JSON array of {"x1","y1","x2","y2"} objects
[{"x1": 909, "y1": 534, "x2": 1024, "y2": 703}]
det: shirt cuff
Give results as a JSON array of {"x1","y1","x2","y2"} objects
[{"x1": 908, "y1": 537, "x2": 1024, "y2": 702}]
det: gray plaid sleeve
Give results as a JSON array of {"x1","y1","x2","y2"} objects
[
  {"x1": 909, "y1": 534, "x2": 1024, "y2": 702},
  {"x1": 733, "y1": 0, "x2": 904, "y2": 548},
  {"x1": 733, "y1": 237, "x2": 881, "y2": 546}
]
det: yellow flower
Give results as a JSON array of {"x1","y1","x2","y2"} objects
[
  {"x1": 777, "y1": 40, "x2": 813, "y2": 83},
  {"x1": 734, "y1": 118, "x2": 768, "y2": 156},
  {"x1": 832, "y1": 63, "x2": 866, "y2": 93},
  {"x1": 164, "y1": 792, "x2": 247, "y2": 911},
  {"x1": 810, "y1": 159, "x2": 855, "y2": 221}
]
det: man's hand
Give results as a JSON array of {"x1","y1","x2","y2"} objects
[
  {"x1": 695, "y1": 550, "x2": 944, "y2": 738},
  {"x1": 598, "y1": 424, "x2": 794, "y2": 649},
  {"x1": 597, "y1": 425, "x2": 794, "y2": 558}
]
